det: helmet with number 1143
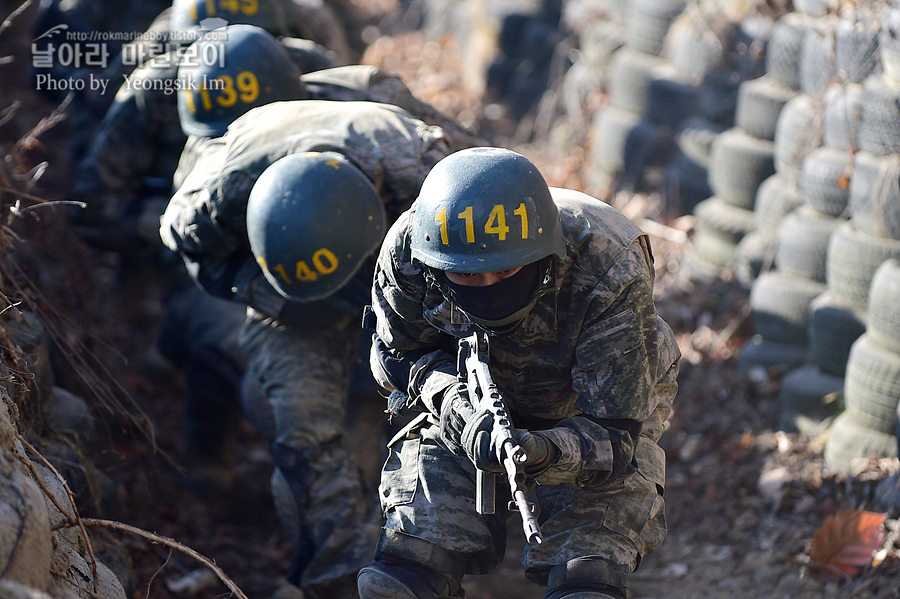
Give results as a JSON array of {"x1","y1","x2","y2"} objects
[{"x1": 170, "y1": 0, "x2": 289, "y2": 38}]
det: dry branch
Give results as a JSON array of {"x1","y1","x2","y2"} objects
[{"x1": 55, "y1": 519, "x2": 250, "y2": 599}]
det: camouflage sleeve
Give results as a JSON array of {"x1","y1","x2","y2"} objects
[
  {"x1": 370, "y1": 210, "x2": 458, "y2": 415},
  {"x1": 171, "y1": 135, "x2": 205, "y2": 192},
  {"x1": 159, "y1": 146, "x2": 258, "y2": 302},
  {"x1": 378, "y1": 128, "x2": 452, "y2": 225},
  {"x1": 72, "y1": 88, "x2": 157, "y2": 226},
  {"x1": 531, "y1": 240, "x2": 662, "y2": 490},
  {"x1": 282, "y1": 0, "x2": 355, "y2": 64}
]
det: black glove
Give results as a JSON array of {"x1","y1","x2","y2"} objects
[
  {"x1": 460, "y1": 408, "x2": 505, "y2": 472},
  {"x1": 438, "y1": 383, "x2": 475, "y2": 456},
  {"x1": 514, "y1": 429, "x2": 560, "y2": 474}
]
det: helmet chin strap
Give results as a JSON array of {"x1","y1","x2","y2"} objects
[{"x1": 427, "y1": 258, "x2": 557, "y2": 336}]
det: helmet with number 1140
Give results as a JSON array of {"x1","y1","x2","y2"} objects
[
  {"x1": 176, "y1": 24, "x2": 306, "y2": 137},
  {"x1": 246, "y1": 152, "x2": 388, "y2": 302}
]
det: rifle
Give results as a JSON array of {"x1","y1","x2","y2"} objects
[{"x1": 457, "y1": 331, "x2": 543, "y2": 545}]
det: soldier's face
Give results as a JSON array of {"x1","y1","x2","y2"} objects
[{"x1": 444, "y1": 268, "x2": 523, "y2": 287}]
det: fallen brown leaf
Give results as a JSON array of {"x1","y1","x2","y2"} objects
[
  {"x1": 809, "y1": 509, "x2": 887, "y2": 576},
  {"x1": 838, "y1": 174, "x2": 851, "y2": 190}
]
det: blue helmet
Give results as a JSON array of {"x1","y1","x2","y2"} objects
[
  {"x1": 170, "y1": 0, "x2": 289, "y2": 40},
  {"x1": 410, "y1": 147, "x2": 566, "y2": 273},
  {"x1": 246, "y1": 152, "x2": 388, "y2": 302},
  {"x1": 176, "y1": 24, "x2": 306, "y2": 137}
]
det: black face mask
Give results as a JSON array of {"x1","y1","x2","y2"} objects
[{"x1": 443, "y1": 261, "x2": 542, "y2": 331}]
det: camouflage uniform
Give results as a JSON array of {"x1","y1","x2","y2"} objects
[
  {"x1": 67, "y1": 46, "x2": 253, "y2": 482},
  {"x1": 160, "y1": 100, "x2": 453, "y2": 599},
  {"x1": 70, "y1": 38, "x2": 335, "y2": 486},
  {"x1": 30, "y1": 0, "x2": 171, "y2": 163},
  {"x1": 368, "y1": 188, "x2": 681, "y2": 594},
  {"x1": 72, "y1": 49, "x2": 186, "y2": 237},
  {"x1": 172, "y1": 64, "x2": 487, "y2": 189}
]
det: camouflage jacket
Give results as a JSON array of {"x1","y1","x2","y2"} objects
[
  {"x1": 370, "y1": 188, "x2": 675, "y2": 487},
  {"x1": 160, "y1": 100, "x2": 451, "y2": 321},
  {"x1": 72, "y1": 49, "x2": 185, "y2": 228},
  {"x1": 77, "y1": 63, "x2": 479, "y2": 230}
]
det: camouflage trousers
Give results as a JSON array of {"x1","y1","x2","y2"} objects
[
  {"x1": 239, "y1": 308, "x2": 382, "y2": 599},
  {"x1": 379, "y1": 415, "x2": 667, "y2": 587},
  {"x1": 157, "y1": 275, "x2": 247, "y2": 464},
  {"x1": 378, "y1": 323, "x2": 679, "y2": 591}
]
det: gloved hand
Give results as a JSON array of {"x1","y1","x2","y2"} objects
[
  {"x1": 460, "y1": 408, "x2": 505, "y2": 473},
  {"x1": 438, "y1": 383, "x2": 476, "y2": 456},
  {"x1": 371, "y1": 334, "x2": 431, "y2": 392},
  {"x1": 514, "y1": 429, "x2": 560, "y2": 474},
  {"x1": 439, "y1": 386, "x2": 505, "y2": 472}
]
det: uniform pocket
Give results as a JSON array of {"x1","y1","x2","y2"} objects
[
  {"x1": 576, "y1": 309, "x2": 645, "y2": 367},
  {"x1": 573, "y1": 309, "x2": 652, "y2": 420},
  {"x1": 379, "y1": 415, "x2": 427, "y2": 508},
  {"x1": 600, "y1": 468, "x2": 662, "y2": 547}
]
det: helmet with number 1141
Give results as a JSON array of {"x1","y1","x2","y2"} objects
[
  {"x1": 410, "y1": 147, "x2": 566, "y2": 272},
  {"x1": 409, "y1": 147, "x2": 567, "y2": 333}
]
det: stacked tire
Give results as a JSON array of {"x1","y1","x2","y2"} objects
[
  {"x1": 556, "y1": 1, "x2": 629, "y2": 133},
  {"x1": 822, "y1": 5, "x2": 900, "y2": 470},
  {"x1": 736, "y1": 10, "x2": 826, "y2": 282},
  {"x1": 824, "y1": 260, "x2": 900, "y2": 473},
  {"x1": 774, "y1": 8, "x2": 885, "y2": 432},
  {"x1": 587, "y1": 0, "x2": 687, "y2": 194},
  {"x1": 685, "y1": 89, "x2": 783, "y2": 280},
  {"x1": 799, "y1": 81, "x2": 873, "y2": 422},
  {"x1": 744, "y1": 8, "x2": 890, "y2": 429},
  {"x1": 663, "y1": 10, "x2": 772, "y2": 220},
  {"x1": 587, "y1": 2, "x2": 773, "y2": 208},
  {"x1": 740, "y1": 10, "x2": 830, "y2": 375}
]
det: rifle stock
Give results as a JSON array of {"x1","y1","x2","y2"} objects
[{"x1": 457, "y1": 331, "x2": 543, "y2": 545}]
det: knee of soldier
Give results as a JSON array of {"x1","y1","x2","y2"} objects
[
  {"x1": 544, "y1": 592, "x2": 625, "y2": 599},
  {"x1": 240, "y1": 370, "x2": 276, "y2": 443},
  {"x1": 543, "y1": 557, "x2": 629, "y2": 599},
  {"x1": 357, "y1": 559, "x2": 460, "y2": 599}
]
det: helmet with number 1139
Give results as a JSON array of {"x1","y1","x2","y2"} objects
[{"x1": 176, "y1": 24, "x2": 306, "y2": 137}]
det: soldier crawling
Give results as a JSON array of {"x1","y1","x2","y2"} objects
[{"x1": 360, "y1": 147, "x2": 681, "y2": 599}]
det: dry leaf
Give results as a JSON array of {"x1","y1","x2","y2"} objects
[
  {"x1": 809, "y1": 510, "x2": 887, "y2": 576},
  {"x1": 837, "y1": 174, "x2": 851, "y2": 190}
]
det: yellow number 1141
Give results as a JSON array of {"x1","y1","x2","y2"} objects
[{"x1": 434, "y1": 203, "x2": 528, "y2": 245}]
